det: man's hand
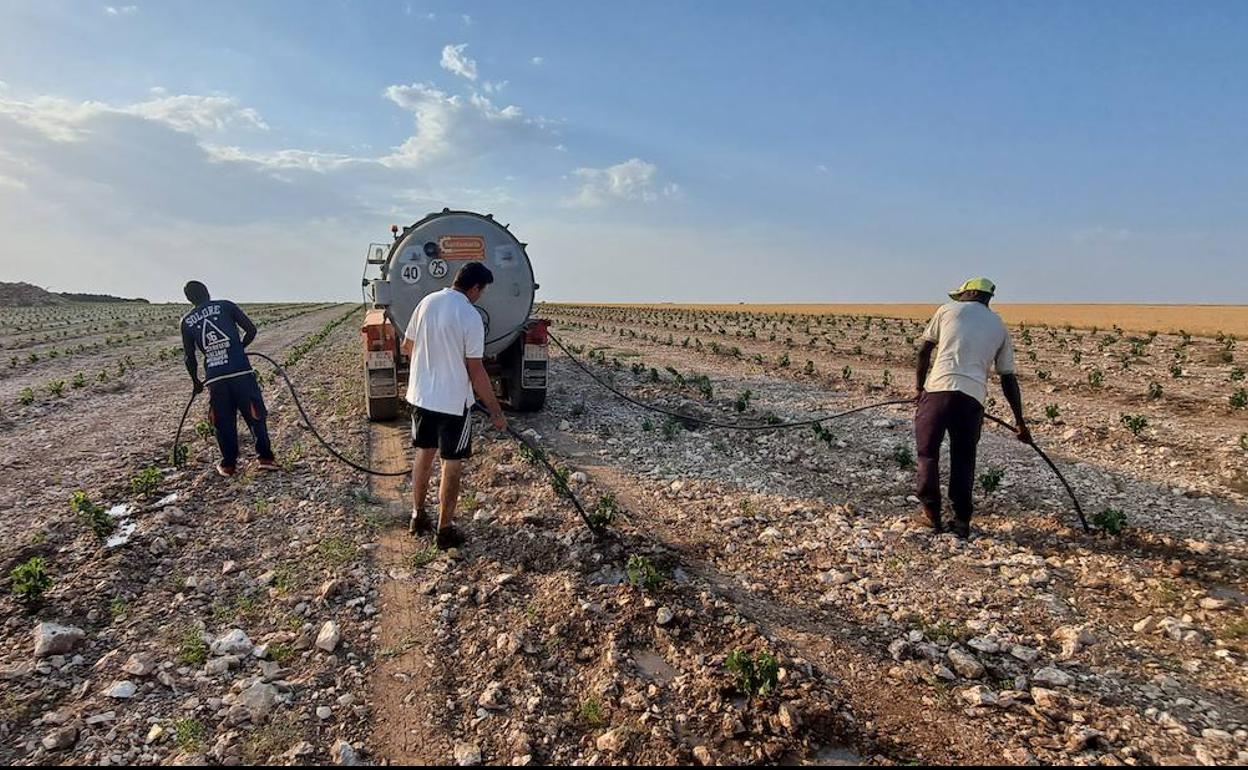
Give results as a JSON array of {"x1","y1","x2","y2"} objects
[
  {"x1": 490, "y1": 411, "x2": 508, "y2": 432},
  {"x1": 192, "y1": 379, "x2": 204, "y2": 396},
  {"x1": 1016, "y1": 424, "x2": 1033, "y2": 445},
  {"x1": 914, "y1": 388, "x2": 925, "y2": 403}
]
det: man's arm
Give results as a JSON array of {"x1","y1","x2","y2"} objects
[
  {"x1": 466, "y1": 358, "x2": 506, "y2": 431},
  {"x1": 915, "y1": 340, "x2": 936, "y2": 397},
  {"x1": 232, "y1": 303, "x2": 257, "y2": 347},
  {"x1": 1000, "y1": 374, "x2": 1031, "y2": 444},
  {"x1": 181, "y1": 323, "x2": 203, "y2": 394},
  {"x1": 915, "y1": 308, "x2": 942, "y2": 398},
  {"x1": 995, "y1": 333, "x2": 1030, "y2": 442}
]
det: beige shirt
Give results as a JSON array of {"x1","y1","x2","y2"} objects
[{"x1": 922, "y1": 301, "x2": 1016, "y2": 405}]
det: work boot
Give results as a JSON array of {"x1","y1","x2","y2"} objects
[
  {"x1": 216, "y1": 463, "x2": 236, "y2": 477},
  {"x1": 949, "y1": 519, "x2": 971, "y2": 540},
  {"x1": 256, "y1": 458, "x2": 280, "y2": 472},
  {"x1": 435, "y1": 526, "x2": 465, "y2": 551},
  {"x1": 409, "y1": 509, "x2": 433, "y2": 535}
]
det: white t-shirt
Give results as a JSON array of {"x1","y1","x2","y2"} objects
[
  {"x1": 404, "y1": 288, "x2": 485, "y2": 415},
  {"x1": 921, "y1": 301, "x2": 1016, "y2": 405}
]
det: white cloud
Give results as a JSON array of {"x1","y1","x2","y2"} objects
[
  {"x1": 0, "y1": 46, "x2": 580, "y2": 301},
  {"x1": 461, "y1": 14, "x2": 473, "y2": 25},
  {"x1": 203, "y1": 145, "x2": 366, "y2": 173},
  {"x1": 564, "y1": 158, "x2": 676, "y2": 208},
  {"x1": 0, "y1": 92, "x2": 267, "y2": 141},
  {"x1": 439, "y1": 43, "x2": 478, "y2": 81},
  {"x1": 482, "y1": 80, "x2": 507, "y2": 94},
  {"x1": 381, "y1": 83, "x2": 549, "y2": 168},
  {"x1": 530, "y1": 56, "x2": 544, "y2": 66},
  {"x1": 104, "y1": 5, "x2": 138, "y2": 15},
  {"x1": 126, "y1": 94, "x2": 269, "y2": 132},
  {"x1": 815, "y1": 163, "x2": 828, "y2": 173}
]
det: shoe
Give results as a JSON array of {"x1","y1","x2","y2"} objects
[
  {"x1": 409, "y1": 509, "x2": 433, "y2": 535},
  {"x1": 949, "y1": 519, "x2": 971, "y2": 540},
  {"x1": 915, "y1": 507, "x2": 943, "y2": 533},
  {"x1": 216, "y1": 463, "x2": 237, "y2": 477},
  {"x1": 256, "y1": 458, "x2": 280, "y2": 472},
  {"x1": 435, "y1": 526, "x2": 465, "y2": 550}
]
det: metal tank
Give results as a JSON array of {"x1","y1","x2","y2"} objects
[{"x1": 360, "y1": 209, "x2": 549, "y2": 420}]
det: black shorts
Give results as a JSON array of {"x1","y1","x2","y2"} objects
[{"x1": 411, "y1": 407, "x2": 473, "y2": 460}]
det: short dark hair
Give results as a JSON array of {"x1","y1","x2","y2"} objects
[
  {"x1": 184, "y1": 280, "x2": 210, "y2": 304},
  {"x1": 453, "y1": 262, "x2": 494, "y2": 291}
]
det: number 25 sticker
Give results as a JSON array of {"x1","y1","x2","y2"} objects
[
  {"x1": 428, "y1": 259, "x2": 448, "y2": 279},
  {"x1": 400, "y1": 263, "x2": 421, "y2": 284}
]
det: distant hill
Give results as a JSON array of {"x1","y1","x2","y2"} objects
[
  {"x1": 0, "y1": 282, "x2": 67, "y2": 306},
  {"x1": 0, "y1": 282, "x2": 149, "y2": 306},
  {"x1": 56, "y1": 291, "x2": 149, "y2": 304}
]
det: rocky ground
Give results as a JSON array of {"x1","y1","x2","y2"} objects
[
  {"x1": 2, "y1": 301, "x2": 1245, "y2": 765},
  {"x1": 1, "y1": 304, "x2": 382, "y2": 765}
]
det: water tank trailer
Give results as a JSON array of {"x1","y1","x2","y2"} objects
[{"x1": 360, "y1": 209, "x2": 549, "y2": 420}]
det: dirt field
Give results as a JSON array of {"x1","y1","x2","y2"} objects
[
  {"x1": 1, "y1": 300, "x2": 1246, "y2": 765},
  {"x1": 585, "y1": 303, "x2": 1248, "y2": 338}
]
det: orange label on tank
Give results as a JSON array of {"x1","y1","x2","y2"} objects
[{"x1": 439, "y1": 235, "x2": 486, "y2": 260}]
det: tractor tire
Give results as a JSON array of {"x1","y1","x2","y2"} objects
[{"x1": 509, "y1": 384, "x2": 546, "y2": 412}]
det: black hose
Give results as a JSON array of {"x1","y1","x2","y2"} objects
[
  {"x1": 171, "y1": 388, "x2": 199, "y2": 467},
  {"x1": 168, "y1": 333, "x2": 1090, "y2": 535},
  {"x1": 547, "y1": 331, "x2": 914, "y2": 430},
  {"x1": 985, "y1": 414, "x2": 1090, "y2": 532},
  {"x1": 547, "y1": 330, "x2": 1091, "y2": 533},
  {"x1": 500, "y1": 418, "x2": 604, "y2": 538},
  {"x1": 170, "y1": 353, "x2": 409, "y2": 477},
  {"x1": 170, "y1": 354, "x2": 606, "y2": 535}
]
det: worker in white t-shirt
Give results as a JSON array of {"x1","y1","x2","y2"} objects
[
  {"x1": 914, "y1": 277, "x2": 1031, "y2": 539},
  {"x1": 401, "y1": 262, "x2": 507, "y2": 550}
]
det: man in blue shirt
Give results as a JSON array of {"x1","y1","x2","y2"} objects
[{"x1": 180, "y1": 281, "x2": 278, "y2": 476}]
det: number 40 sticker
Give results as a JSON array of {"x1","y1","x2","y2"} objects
[{"x1": 400, "y1": 263, "x2": 421, "y2": 284}]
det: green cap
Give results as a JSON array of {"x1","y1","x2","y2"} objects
[{"x1": 949, "y1": 277, "x2": 996, "y2": 299}]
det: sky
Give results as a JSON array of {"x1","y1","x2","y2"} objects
[{"x1": 0, "y1": 0, "x2": 1245, "y2": 304}]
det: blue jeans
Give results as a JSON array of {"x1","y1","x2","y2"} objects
[{"x1": 208, "y1": 374, "x2": 273, "y2": 467}]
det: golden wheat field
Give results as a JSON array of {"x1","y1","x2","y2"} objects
[{"x1": 585, "y1": 303, "x2": 1248, "y2": 338}]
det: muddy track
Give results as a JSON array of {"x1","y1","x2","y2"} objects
[{"x1": 366, "y1": 419, "x2": 443, "y2": 765}]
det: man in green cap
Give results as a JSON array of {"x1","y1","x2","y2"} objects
[{"x1": 913, "y1": 278, "x2": 1031, "y2": 538}]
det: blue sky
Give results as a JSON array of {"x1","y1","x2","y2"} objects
[{"x1": 0, "y1": 1, "x2": 1245, "y2": 303}]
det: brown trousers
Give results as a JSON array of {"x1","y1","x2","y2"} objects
[{"x1": 915, "y1": 390, "x2": 984, "y2": 523}]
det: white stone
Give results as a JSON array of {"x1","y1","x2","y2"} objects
[
  {"x1": 210, "y1": 629, "x2": 253, "y2": 656},
  {"x1": 315, "y1": 621, "x2": 341, "y2": 652},
  {"x1": 106, "y1": 680, "x2": 137, "y2": 699},
  {"x1": 454, "y1": 741, "x2": 483, "y2": 766},
  {"x1": 33, "y1": 623, "x2": 85, "y2": 659},
  {"x1": 1033, "y1": 667, "x2": 1073, "y2": 688}
]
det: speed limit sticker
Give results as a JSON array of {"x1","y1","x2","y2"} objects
[
  {"x1": 428, "y1": 259, "x2": 448, "y2": 279},
  {"x1": 399, "y1": 263, "x2": 421, "y2": 284}
]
